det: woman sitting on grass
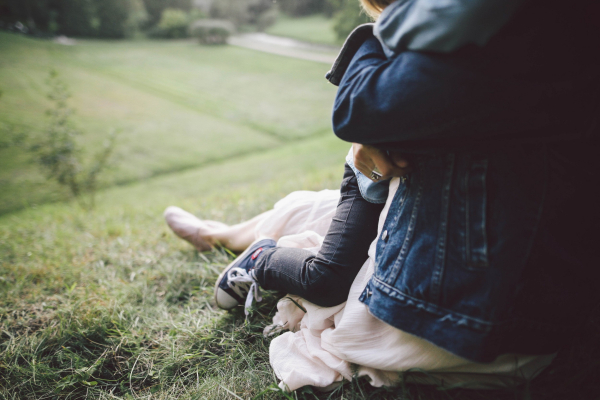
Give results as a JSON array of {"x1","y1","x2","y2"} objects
[{"x1": 165, "y1": 0, "x2": 599, "y2": 391}]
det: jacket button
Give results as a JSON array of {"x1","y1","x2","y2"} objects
[
  {"x1": 366, "y1": 288, "x2": 372, "y2": 297},
  {"x1": 381, "y1": 230, "x2": 388, "y2": 241}
]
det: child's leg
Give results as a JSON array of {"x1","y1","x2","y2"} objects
[{"x1": 252, "y1": 164, "x2": 384, "y2": 307}]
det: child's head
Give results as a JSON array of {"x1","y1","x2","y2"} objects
[{"x1": 360, "y1": 0, "x2": 393, "y2": 19}]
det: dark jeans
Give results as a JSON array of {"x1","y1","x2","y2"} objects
[{"x1": 253, "y1": 164, "x2": 385, "y2": 307}]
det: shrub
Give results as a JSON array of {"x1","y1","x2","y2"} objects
[
  {"x1": 189, "y1": 19, "x2": 234, "y2": 45},
  {"x1": 332, "y1": 0, "x2": 371, "y2": 41},
  {"x1": 28, "y1": 70, "x2": 117, "y2": 210},
  {"x1": 124, "y1": 0, "x2": 149, "y2": 38},
  {"x1": 277, "y1": 0, "x2": 325, "y2": 16},
  {"x1": 209, "y1": 0, "x2": 275, "y2": 29},
  {"x1": 152, "y1": 8, "x2": 190, "y2": 38},
  {"x1": 142, "y1": 0, "x2": 191, "y2": 28},
  {"x1": 256, "y1": 7, "x2": 278, "y2": 32}
]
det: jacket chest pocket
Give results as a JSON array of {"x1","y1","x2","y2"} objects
[{"x1": 464, "y1": 156, "x2": 489, "y2": 268}]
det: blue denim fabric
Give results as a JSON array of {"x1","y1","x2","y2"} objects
[
  {"x1": 359, "y1": 150, "x2": 548, "y2": 362},
  {"x1": 332, "y1": 36, "x2": 570, "y2": 150},
  {"x1": 330, "y1": 0, "x2": 599, "y2": 363},
  {"x1": 344, "y1": 147, "x2": 389, "y2": 204},
  {"x1": 330, "y1": 4, "x2": 599, "y2": 150},
  {"x1": 356, "y1": 144, "x2": 600, "y2": 363}
]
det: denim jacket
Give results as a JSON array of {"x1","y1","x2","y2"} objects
[{"x1": 327, "y1": 0, "x2": 599, "y2": 362}]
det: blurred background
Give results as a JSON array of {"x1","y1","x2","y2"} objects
[{"x1": 0, "y1": 0, "x2": 371, "y2": 216}]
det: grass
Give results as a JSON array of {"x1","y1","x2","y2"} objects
[
  {"x1": 1, "y1": 32, "x2": 600, "y2": 399},
  {"x1": 0, "y1": 132, "x2": 347, "y2": 399},
  {"x1": 0, "y1": 32, "x2": 336, "y2": 215},
  {"x1": 3, "y1": 132, "x2": 600, "y2": 399},
  {"x1": 265, "y1": 15, "x2": 340, "y2": 46}
]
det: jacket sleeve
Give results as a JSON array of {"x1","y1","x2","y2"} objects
[{"x1": 331, "y1": 36, "x2": 550, "y2": 149}]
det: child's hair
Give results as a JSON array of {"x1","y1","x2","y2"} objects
[{"x1": 360, "y1": 0, "x2": 393, "y2": 19}]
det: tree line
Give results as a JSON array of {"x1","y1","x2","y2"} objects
[
  {"x1": 0, "y1": 0, "x2": 188, "y2": 38},
  {"x1": 0, "y1": 0, "x2": 370, "y2": 40}
]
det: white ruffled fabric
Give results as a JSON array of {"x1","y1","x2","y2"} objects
[{"x1": 254, "y1": 179, "x2": 555, "y2": 392}]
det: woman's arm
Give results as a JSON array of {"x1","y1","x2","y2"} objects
[{"x1": 332, "y1": 36, "x2": 549, "y2": 149}]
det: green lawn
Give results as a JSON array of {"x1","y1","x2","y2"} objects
[
  {"x1": 0, "y1": 32, "x2": 336, "y2": 215},
  {"x1": 266, "y1": 15, "x2": 340, "y2": 46},
  {"x1": 0, "y1": 134, "x2": 354, "y2": 400},
  {"x1": 1, "y1": 32, "x2": 599, "y2": 400}
]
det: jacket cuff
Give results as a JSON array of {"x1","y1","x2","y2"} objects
[
  {"x1": 325, "y1": 23, "x2": 375, "y2": 86},
  {"x1": 345, "y1": 148, "x2": 389, "y2": 204}
]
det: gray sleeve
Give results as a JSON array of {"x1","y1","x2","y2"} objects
[{"x1": 374, "y1": 0, "x2": 525, "y2": 54}]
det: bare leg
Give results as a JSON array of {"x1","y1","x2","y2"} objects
[
  {"x1": 207, "y1": 211, "x2": 275, "y2": 251},
  {"x1": 164, "y1": 206, "x2": 274, "y2": 252}
]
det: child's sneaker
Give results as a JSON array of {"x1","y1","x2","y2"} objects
[{"x1": 214, "y1": 238, "x2": 276, "y2": 314}]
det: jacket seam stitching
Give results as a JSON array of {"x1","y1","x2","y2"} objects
[{"x1": 372, "y1": 276, "x2": 496, "y2": 328}]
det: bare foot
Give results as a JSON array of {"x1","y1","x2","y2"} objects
[{"x1": 163, "y1": 206, "x2": 228, "y2": 251}]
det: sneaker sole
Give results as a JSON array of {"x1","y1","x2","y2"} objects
[{"x1": 213, "y1": 238, "x2": 270, "y2": 310}]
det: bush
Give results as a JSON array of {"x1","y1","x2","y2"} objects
[
  {"x1": 151, "y1": 8, "x2": 189, "y2": 38},
  {"x1": 28, "y1": 70, "x2": 117, "y2": 210},
  {"x1": 277, "y1": 0, "x2": 326, "y2": 16},
  {"x1": 142, "y1": 0, "x2": 191, "y2": 28},
  {"x1": 209, "y1": 0, "x2": 275, "y2": 29},
  {"x1": 332, "y1": 0, "x2": 371, "y2": 41},
  {"x1": 189, "y1": 19, "x2": 234, "y2": 45},
  {"x1": 209, "y1": 0, "x2": 246, "y2": 27},
  {"x1": 124, "y1": 0, "x2": 149, "y2": 38},
  {"x1": 256, "y1": 7, "x2": 278, "y2": 32}
]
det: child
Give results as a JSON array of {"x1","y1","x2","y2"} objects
[{"x1": 166, "y1": 156, "x2": 397, "y2": 312}]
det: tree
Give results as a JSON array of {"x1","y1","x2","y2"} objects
[
  {"x1": 0, "y1": 0, "x2": 54, "y2": 33},
  {"x1": 124, "y1": 0, "x2": 149, "y2": 37},
  {"x1": 1, "y1": 0, "x2": 138, "y2": 38},
  {"x1": 277, "y1": 0, "x2": 325, "y2": 16},
  {"x1": 55, "y1": 0, "x2": 97, "y2": 37},
  {"x1": 94, "y1": 0, "x2": 129, "y2": 38},
  {"x1": 331, "y1": 0, "x2": 371, "y2": 41},
  {"x1": 209, "y1": 0, "x2": 274, "y2": 28},
  {"x1": 256, "y1": 7, "x2": 278, "y2": 32}
]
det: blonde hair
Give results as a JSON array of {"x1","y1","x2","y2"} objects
[{"x1": 360, "y1": 0, "x2": 393, "y2": 19}]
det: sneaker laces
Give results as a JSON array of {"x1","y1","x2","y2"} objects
[{"x1": 227, "y1": 267, "x2": 262, "y2": 315}]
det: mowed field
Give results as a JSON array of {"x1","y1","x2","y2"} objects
[
  {"x1": 0, "y1": 32, "x2": 337, "y2": 215},
  {"x1": 265, "y1": 15, "x2": 340, "y2": 46},
  {"x1": 1, "y1": 32, "x2": 599, "y2": 399}
]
